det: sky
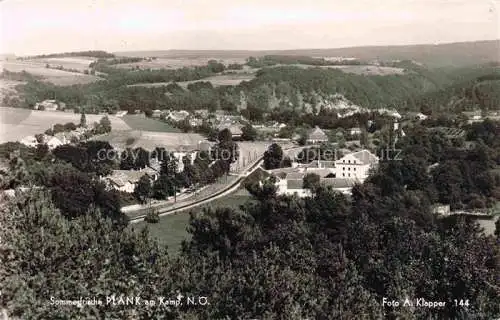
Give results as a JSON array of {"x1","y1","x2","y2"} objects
[{"x1": 1, "y1": 0, "x2": 499, "y2": 55}]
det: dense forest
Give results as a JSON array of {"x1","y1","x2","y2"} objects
[
  {"x1": 1, "y1": 120, "x2": 499, "y2": 318},
  {"x1": 17, "y1": 50, "x2": 116, "y2": 60}
]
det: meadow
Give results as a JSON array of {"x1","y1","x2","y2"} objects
[
  {"x1": 1, "y1": 61, "x2": 101, "y2": 85},
  {"x1": 121, "y1": 114, "x2": 180, "y2": 132},
  {"x1": 0, "y1": 107, "x2": 131, "y2": 143},
  {"x1": 131, "y1": 192, "x2": 253, "y2": 254},
  {"x1": 127, "y1": 73, "x2": 256, "y2": 88},
  {"x1": 94, "y1": 129, "x2": 205, "y2": 151},
  {"x1": 112, "y1": 57, "x2": 247, "y2": 70}
]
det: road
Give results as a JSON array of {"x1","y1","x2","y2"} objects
[{"x1": 129, "y1": 144, "x2": 304, "y2": 224}]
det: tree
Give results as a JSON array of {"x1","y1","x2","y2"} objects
[
  {"x1": 99, "y1": 115, "x2": 112, "y2": 133},
  {"x1": 0, "y1": 191, "x2": 172, "y2": 319},
  {"x1": 145, "y1": 208, "x2": 159, "y2": 223},
  {"x1": 79, "y1": 112, "x2": 87, "y2": 128},
  {"x1": 241, "y1": 124, "x2": 257, "y2": 141},
  {"x1": 134, "y1": 175, "x2": 152, "y2": 204},
  {"x1": 35, "y1": 134, "x2": 44, "y2": 144},
  {"x1": 263, "y1": 143, "x2": 283, "y2": 170},
  {"x1": 303, "y1": 173, "x2": 320, "y2": 190}
]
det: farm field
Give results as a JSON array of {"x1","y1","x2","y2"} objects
[
  {"x1": 0, "y1": 107, "x2": 131, "y2": 143},
  {"x1": 320, "y1": 65, "x2": 406, "y2": 75},
  {"x1": 94, "y1": 129, "x2": 205, "y2": 151},
  {"x1": 131, "y1": 193, "x2": 252, "y2": 254},
  {"x1": 1, "y1": 61, "x2": 101, "y2": 85},
  {"x1": 35, "y1": 56, "x2": 95, "y2": 72},
  {"x1": 267, "y1": 63, "x2": 405, "y2": 75},
  {"x1": 121, "y1": 114, "x2": 180, "y2": 132},
  {"x1": 112, "y1": 57, "x2": 247, "y2": 70},
  {"x1": 127, "y1": 73, "x2": 255, "y2": 88}
]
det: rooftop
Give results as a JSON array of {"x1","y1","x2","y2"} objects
[{"x1": 350, "y1": 149, "x2": 379, "y2": 165}]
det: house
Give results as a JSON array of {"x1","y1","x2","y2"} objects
[
  {"x1": 20, "y1": 135, "x2": 38, "y2": 148},
  {"x1": 349, "y1": 127, "x2": 362, "y2": 136},
  {"x1": 105, "y1": 168, "x2": 159, "y2": 193},
  {"x1": 335, "y1": 149, "x2": 378, "y2": 183},
  {"x1": 34, "y1": 99, "x2": 58, "y2": 111},
  {"x1": 321, "y1": 178, "x2": 356, "y2": 195},
  {"x1": 462, "y1": 110, "x2": 483, "y2": 124},
  {"x1": 189, "y1": 118, "x2": 203, "y2": 127},
  {"x1": 217, "y1": 123, "x2": 244, "y2": 139},
  {"x1": 195, "y1": 109, "x2": 210, "y2": 119},
  {"x1": 151, "y1": 109, "x2": 163, "y2": 118},
  {"x1": 115, "y1": 110, "x2": 128, "y2": 117},
  {"x1": 46, "y1": 136, "x2": 63, "y2": 149},
  {"x1": 306, "y1": 126, "x2": 328, "y2": 144},
  {"x1": 274, "y1": 173, "x2": 312, "y2": 198},
  {"x1": 415, "y1": 112, "x2": 428, "y2": 121},
  {"x1": 167, "y1": 110, "x2": 190, "y2": 122},
  {"x1": 432, "y1": 204, "x2": 451, "y2": 216}
]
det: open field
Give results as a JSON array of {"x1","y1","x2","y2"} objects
[
  {"x1": 1, "y1": 61, "x2": 101, "y2": 85},
  {"x1": 122, "y1": 114, "x2": 180, "y2": 132},
  {"x1": 94, "y1": 129, "x2": 205, "y2": 151},
  {"x1": 127, "y1": 73, "x2": 255, "y2": 88},
  {"x1": 320, "y1": 65, "x2": 406, "y2": 75},
  {"x1": 113, "y1": 57, "x2": 247, "y2": 70},
  {"x1": 35, "y1": 57, "x2": 95, "y2": 72},
  {"x1": 0, "y1": 107, "x2": 131, "y2": 143},
  {"x1": 268, "y1": 63, "x2": 406, "y2": 75},
  {"x1": 131, "y1": 193, "x2": 252, "y2": 254}
]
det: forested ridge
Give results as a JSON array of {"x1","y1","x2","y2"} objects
[{"x1": 2, "y1": 61, "x2": 499, "y2": 119}]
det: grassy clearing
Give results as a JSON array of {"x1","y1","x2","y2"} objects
[
  {"x1": 2, "y1": 61, "x2": 101, "y2": 85},
  {"x1": 122, "y1": 115, "x2": 180, "y2": 132},
  {"x1": 132, "y1": 193, "x2": 253, "y2": 254}
]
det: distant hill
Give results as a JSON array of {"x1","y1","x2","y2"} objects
[{"x1": 115, "y1": 40, "x2": 500, "y2": 68}]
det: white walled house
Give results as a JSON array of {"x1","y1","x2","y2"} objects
[
  {"x1": 105, "y1": 168, "x2": 159, "y2": 193},
  {"x1": 20, "y1": 135, "x2": 38, "y2": 148},
  {"x1": 334, "y1": 149, "x2": 378, "y2": 183}
]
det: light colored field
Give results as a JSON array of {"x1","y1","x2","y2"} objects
[
  {"x1": 122, "y1": 114, "x2": 180, "y2": 132},
  {"x1": 95, "y1": 130, "x2": 206, "y2": 151},
  {"x1": 38, "y1": 57, "x2": 95, "y2": 72},
  {"x1": 131, "y1": 194, "x2": 252, "y2": 254},
  {"x1": 320, "y1": 65, "x2": 406, "y2": 75},
  {"x1": 268, "y1": 63, "x2": 405, "y2": 75},
  {"x1": 1, "y1": 61, "x2": 101, "y2": 85},
  {"x1": 127, "y1": 73, "x2": 255, "y2": 88},
  {"x1": 113, "y1": 57, "x2": 247, "y2": 70},
  {"x1": 0, "y1": 107, "x2": 131, "y2": 143}
]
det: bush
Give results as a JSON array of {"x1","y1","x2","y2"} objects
[{"x1": 145, "y1": 209, "x2": 159, "y2": 223}]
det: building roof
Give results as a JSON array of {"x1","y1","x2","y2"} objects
[
  {"x1": 287, "y1": 179, "x2": 303, "y2": 190},
  {"x1": 307, "y1": 126, "x2": 328, "y2": 141},
  {"x1": 287, "y1": 172, "x2": 305, "y2": 180},
  {"x1": 304, "y1": 168, "x2": 334, "y2": 178},
  {"x1": 321, "y1": 178, "x2": 356, "y2": 189},
  {"x1": 350, "y1": 149, "x2": 379, "y2": 165},
  {"x1": 107, "y1": 169, "x2": 155, "y2": 187}
]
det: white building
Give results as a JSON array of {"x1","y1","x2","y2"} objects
[
  {"x1": 349, "y1": 127, "x2": 362, "y2": 136},
  {"x1": 46, "y1": 136, "x2": 63, "y2": 149},
  {"x1": 306, "y1": 126, "x2": 329, "y2": 144},
  {"x1": 334, "y1": 149, "x2": 378, "y2": 183},
  {"x1": 34, "y1": 99, "x2": 58, "y2": 111},
  {"x1": 105, "y1": 168, "x2": 159, "y2": 193},
  {"x1": 20, "y1": 135, "x2": 38, "y2": 148}
]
